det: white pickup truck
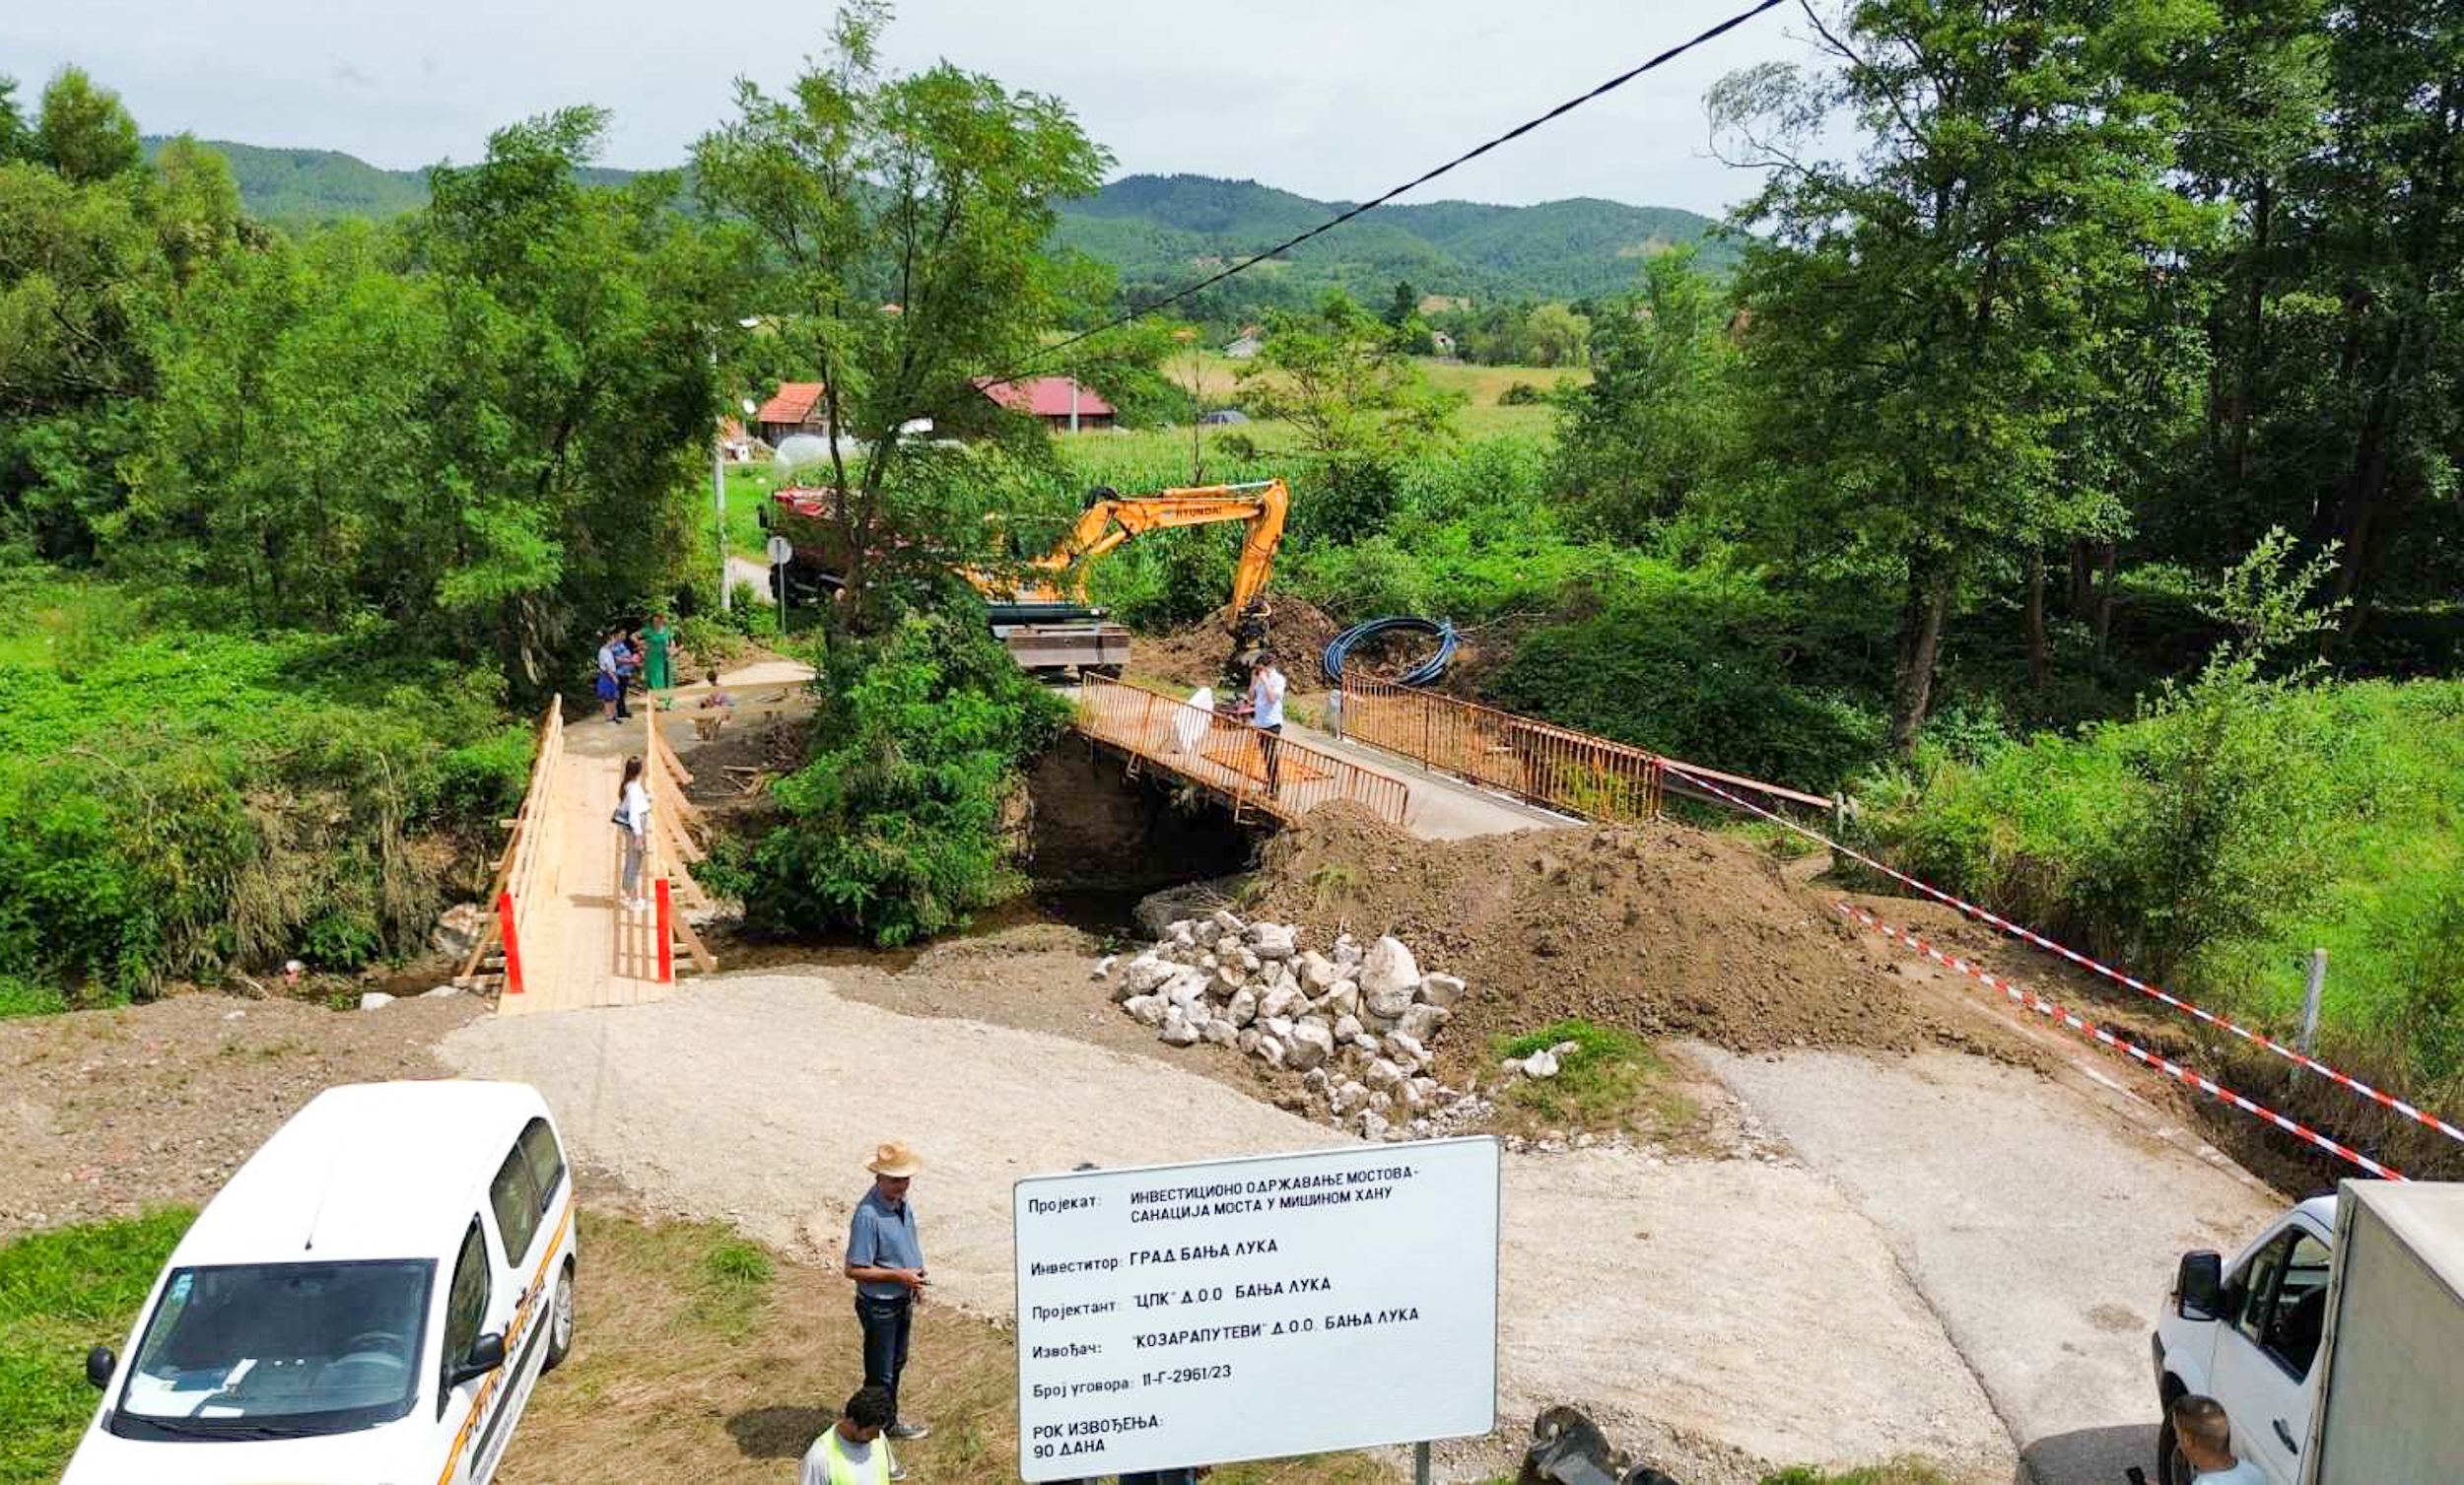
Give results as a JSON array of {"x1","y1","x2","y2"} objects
[{"x1": 2150, "y1": 1180, "x2": 2464, "y2": 1485}]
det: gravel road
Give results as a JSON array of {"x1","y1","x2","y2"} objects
[
  {"x1": 1700, "y1": 1046, "x2": 2284, "y2": 1485},
  {"x1": 442, "y1": 972, "x2": 2014, "y2": 1482}
]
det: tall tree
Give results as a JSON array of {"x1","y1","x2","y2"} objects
[
  {"x1": 34, "y1": 66, "x2": 140, "y2": 184},
  {"x1": 1711, "y1": 0, "x2": 2209, "y2": 753},
  {"x1": 0, "y1": 76, "x2": 29, "y2": 164},
  {"x1": 151, "y1": 135, "x2": 244, "y2": 288},
  {"x1": 692, "y1": 1, "x2": 1111, "y2": 635},
  {"x1": 1552, "y1": 246, "x2": 1739, "y2": 538},
  {"x1": 1237, "y1": 290, "x2": 1462, "y2": 542}
]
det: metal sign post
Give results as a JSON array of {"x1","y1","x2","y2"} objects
[{"x1": 765, "y1": 534, "x2": 794, "y2": 625}]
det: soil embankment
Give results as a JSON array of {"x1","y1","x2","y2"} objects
[{"x1": 1243, "y1": 804, "x2": 2035, "y2": 1075}]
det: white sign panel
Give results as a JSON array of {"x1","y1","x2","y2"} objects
[
  {"x1": 1012, "y1": 1136, "x2": 1498, "y2": 1480},
  {"x1": 764, "y1": 534, "x2": 794, "y2": 566}
]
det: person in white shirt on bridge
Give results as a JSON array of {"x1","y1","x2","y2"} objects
[
  {"x1": 614, "y1": 755, "x2": 650, "y2": 911},
  {"x1": 1245, "y1": 651, "x2": 1286, "y2": 796}
]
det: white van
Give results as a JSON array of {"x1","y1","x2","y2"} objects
[{"x1": 64, "y1": 1081, "x2": 580, "y2": 1485}]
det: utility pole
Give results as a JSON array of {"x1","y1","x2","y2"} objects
[
  {"x1": 712, "y1": 344, "x2": 729, "y2": 614},
  {"x1": 1069, "y1": 377, "x2": 1080, "y2": 435}
]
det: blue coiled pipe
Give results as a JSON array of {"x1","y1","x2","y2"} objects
[{"x1": 1322, "y1": 616, "x2": 1458, "y2": 688}]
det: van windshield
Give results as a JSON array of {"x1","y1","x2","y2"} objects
[{"x1": 110, "y1": 1259, "x2": 433, "y2": 1440}]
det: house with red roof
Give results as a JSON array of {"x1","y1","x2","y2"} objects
[
  {"x1": 755, "y1": 381, "x2": 830, "y2": 444},
  {"x1": 972, "y1": 375, "x2": 1115, "y2": 432}
]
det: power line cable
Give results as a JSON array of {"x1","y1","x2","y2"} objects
[{"x1": 1005, "y1": 0, "x2": 1787, "y2": 379}]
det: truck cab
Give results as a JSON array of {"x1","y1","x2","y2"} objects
[{"x1": 2152, "y1": 1194, "x2": 2336, "y2": 1485}]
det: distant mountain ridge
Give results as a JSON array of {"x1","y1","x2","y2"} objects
[{"x1": 143, "y1": 137, "x2": 1730, "y2": 306}]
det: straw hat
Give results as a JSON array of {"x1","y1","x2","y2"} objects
[{"x1": 866, "y1": 1141, "x2": 921, "y2": 1178}]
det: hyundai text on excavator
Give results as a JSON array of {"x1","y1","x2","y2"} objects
[{"x1": 763, "y1": 477, "x2": 1291, "y2": 681}]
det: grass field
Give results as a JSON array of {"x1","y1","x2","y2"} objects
[{"x1": 0, "y1": 1207, "x2": 194, "y2": 1484}]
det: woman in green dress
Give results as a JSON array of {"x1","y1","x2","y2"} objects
[{"x1": 642, "y1": 612, "x2": 675, "y2": 692}]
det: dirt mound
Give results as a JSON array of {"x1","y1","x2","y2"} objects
[
  {"x1": 1247, "y1": 803, "x2": 2013, "y2": 1072},
  {"x1": 1137, "y1": 595, "x2": 1348, "y2": 691}
]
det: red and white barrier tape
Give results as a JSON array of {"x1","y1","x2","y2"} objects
[
  {"x1": 1835, "y1": 901, "x2": 2405, "y2": 1181},
  {"x1": 1657, "y1": 759, "x2": 2464, "y2": 1152}
]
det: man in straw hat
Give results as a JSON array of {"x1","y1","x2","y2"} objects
[{"x1": 845, "y1": 1140, "x2": 930, "y2": 1445}]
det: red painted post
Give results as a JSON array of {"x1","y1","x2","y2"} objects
[
  {"x1": 497, "y1": 890, "x2": 524, "y2": 995},
  {"x1": 653, "y1": 878, "x2": 673, "y2": 983}
]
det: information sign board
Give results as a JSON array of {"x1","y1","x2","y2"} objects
[{"x1": 1012, "y1": 1136, "x2": 1499, "y2": 1480}]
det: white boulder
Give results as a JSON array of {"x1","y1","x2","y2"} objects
[
  {"x1": 1260, "y1": 984, "x2": 1303, "y2": 1022},
  {"x1": 358, "y1": 991, "x2": 395, "y2": 1011},
  {"x1": 1253, "y1": 1035, "x2": 1284, "y2": 1068},
  {"x1": 1200, "y1": 1018, "x2": 1238, "y2": 1046},
  {"x1": 1522, "y1": 1049, "x2": 1561, "y2": 1079},
  {"x1": 1398, "y1": 1003, "x2": 1451, "y2": 1044},
  {"x1": 1124, "y1": 994, "x2": 1167, "y2": 1026},
  {"x1": 1322, "y1": 979, "x2": 1360, "y2": 1019},
  {"x1": 1159, "y1": 1008, "x2": 1199, "y2": 1046},
  {"x1": 1227, "y1": 987, "x2": 1259, "y2": 1028},
  {"x1": 1360, "y1": 934, "x2": 1419, "y2": 994},
  {"x1": 1333, "y1": 1013, "x2": 1364, "y2": 1045},
  {"x1": 1416, "y1": 972, "x2": 1467, "y2": 1009},
  {"x1": 1285, "y1": 1021, "x2": 1335, "y2": 1070},
  {"x1": 1296, "y1": 950, "x2": 1340, "y2": 991},
  {"x1": 1250, "y1": 921, "x2": 1297, "y2": 960}
]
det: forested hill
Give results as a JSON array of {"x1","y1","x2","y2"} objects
[
  {"x1": 1056, "y1": 173, "x2": 1733, "y2": 308},
  {"x1": 140, "y1": 137, "x2": 1724, "y2": 308},
  {"x1": 136, "y1": 136, "x2": 643, "y2": 221}
]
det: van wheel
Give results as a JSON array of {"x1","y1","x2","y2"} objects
[
  {"x1": 543, "y1": 1260, "x2": 576, "y2": 1372},
  {"x1": 2155, "y1": 1415, "x2": 2188, "y2": 1485}
]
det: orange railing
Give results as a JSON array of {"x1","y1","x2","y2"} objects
[
  {"x1": 1337, "y1": 676, "x2": 1834, "y2": 821},
  {"x1": 1076, "y1": 678, "x2": 1407, "y2": 828},
  {"x1": 1337, "y1": 676, "x2": 1661, "y2": 822},
  {"x1": 456, "y1": 698, "x2": 565, "y2": 993}
]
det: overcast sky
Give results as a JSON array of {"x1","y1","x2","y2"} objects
[{"x1": 5, "y1": 1, "x2": 1834, "y2": 218}]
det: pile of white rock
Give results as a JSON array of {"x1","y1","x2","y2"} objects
[{"x1": 1100, "y1": 911, "x2": 1475, "y2": 1142}]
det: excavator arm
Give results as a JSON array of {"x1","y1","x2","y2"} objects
[{"x1": 1012, "y1": 479, "x2": 1290, "y2": 612}]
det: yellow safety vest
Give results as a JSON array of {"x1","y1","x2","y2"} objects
[{"x1": 816, "y1": 1429, "x2": 892, "y2": 1485}]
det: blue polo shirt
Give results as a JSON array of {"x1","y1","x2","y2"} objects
[{"x1": 848, "y1": 1186, "x2": 923, "y2": 1301}]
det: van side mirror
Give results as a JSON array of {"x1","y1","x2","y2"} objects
[
  {"x1": 2178, "y1": 1250, "x2": 2224, "y2": 1321},
  {"x1": 86, "y1": 1346, "x2": 116, "y2": 1389},
  {"x1": 448, "y1": 1332, "x2": 507, "y2": 1388}
]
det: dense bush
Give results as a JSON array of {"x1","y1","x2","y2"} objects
[
  {"x1": 705, "y1": 610, "x2": 1070, "y2": 947},
  {"x1": 0, "y1": 574, "x2": 528, "y2": 1008},
  {"x1": 1488, "y1": 565, "x2": 1887, "y2": 792},
  {"x1": 1864, "y1": 678, "x2": 2464, "y2": 1090}
]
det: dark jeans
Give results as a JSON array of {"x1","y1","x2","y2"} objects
[
  {"x1": 856, "y1": 1293, "x2": 913, "y2": 1423},
  {"x1": 1256, "y1": 723, "x2": 1282, "y2": 792}
]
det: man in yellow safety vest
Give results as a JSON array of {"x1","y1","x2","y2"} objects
[{"x1": 799, "y1": 1384, "x2": 900, "y2": 1484}]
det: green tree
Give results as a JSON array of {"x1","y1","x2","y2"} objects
[
  {"x1": 1524, "y1": 302, "x2": 1592, "y2": 368},
  {"x1": 151, "y1": 135, "x2": 244, "y2": 287},
  {"x1": 127, "y1": 109, "x2": 729, "y2": 676},
  {"x1": 692, "y1": 1, "x2": 1111, "y2": 636},
  {"x1": 1551, "y1": 247, "x2": 1739, "y2": 537},
  {"x1": 1237, "y1": 290, "x2": 1462, "y2": 541},
  {"x1": 707, "y1": 609, "x2": 1069, "y2": 945},
  {"x1": 34, "y1": 67, "x2": 140, "y2": 184},
  {"x1": 1710, "y1": 0, "x2": 2210, "y2": 754},
  {"x1": 0, "y1": 76, "x2": 29, "y2": 164},
  {"x1": 0, "y1": 160, "x2": 167, "y2": 557},
  {"x1": 1383, "y1": 279, "x2": 1417, "y2": 327}
]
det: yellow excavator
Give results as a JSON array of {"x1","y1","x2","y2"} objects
[{"x1": 969, "y1": 478, "x2": 1290, "y2": 681}]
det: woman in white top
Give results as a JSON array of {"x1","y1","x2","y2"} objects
[{"x1": 615, "y1": 756, "x2": 651, "y2": 911}]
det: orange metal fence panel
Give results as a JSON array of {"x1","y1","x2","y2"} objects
[
  {"x1": 1337, "y1": 676, "x2": 1833, "y2": 822},
  {"x1": 1074, "y1": 678, "x2": 1407, "y2": 830},
  {"x1": 1338, "y1": 677, "x2": 1661, "y2": 823}
]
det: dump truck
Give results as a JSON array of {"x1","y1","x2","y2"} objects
[{"x1": 2151, "y1": 1180, "x2": 2464, "y2": 1484}]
